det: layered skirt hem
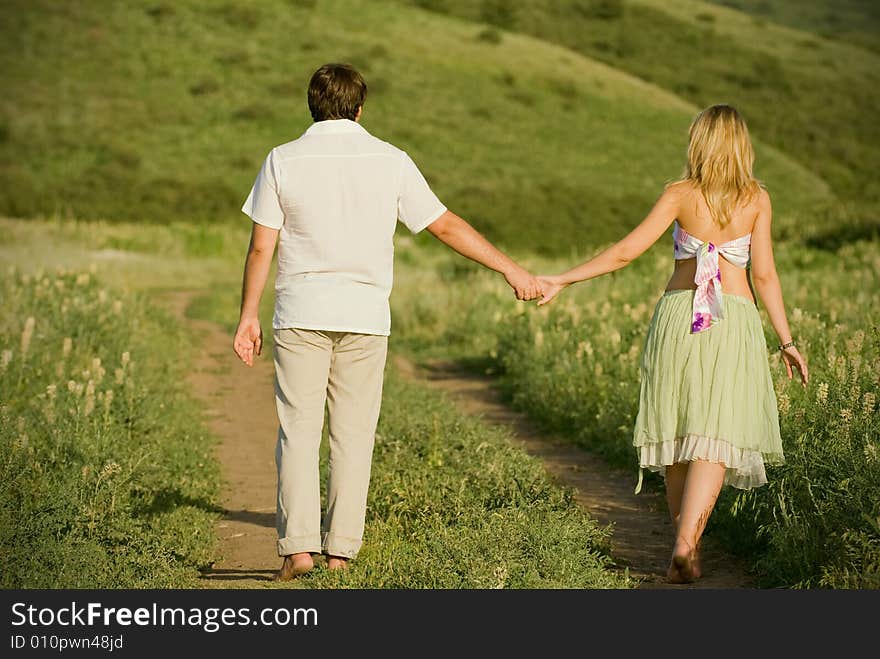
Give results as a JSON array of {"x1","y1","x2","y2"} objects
[{"x1": 637, "y1": 432, "x2": 784, "y2": 490}]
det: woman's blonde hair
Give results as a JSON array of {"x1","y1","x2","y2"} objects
[{"x1": 679, "y1": 104, "x2": 762, "y2": 227}]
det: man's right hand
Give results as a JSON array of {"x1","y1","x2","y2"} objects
[
  {"x1": 233, "y1": 317, "x2": 263, "y2": 367},
  {"x1": 504, "y1": 266, "x2": 543, "y2": 301}
]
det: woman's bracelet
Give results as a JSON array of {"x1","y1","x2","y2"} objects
[{"x1": 778, "y1": 340, "x2": 795, "y2": 352}]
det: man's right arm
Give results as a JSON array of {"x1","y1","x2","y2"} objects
[
  {"x1": 233, "y1": 223, "x2": 279, "y2": 367},
  {"x1": 426, "y1": 210, "x2": 542, "y2": 301}
]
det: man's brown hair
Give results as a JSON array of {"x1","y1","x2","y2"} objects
[{"x1": 307, "y1": 63, "x2": 367, "y2": 122}]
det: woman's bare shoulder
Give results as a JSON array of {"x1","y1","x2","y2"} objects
[
  {"x1": 664, "y1": 179, "x2": 694, "y2": 195},
  {"x1": 750, "y1": 187, "x2": 772, "y2": 216}
]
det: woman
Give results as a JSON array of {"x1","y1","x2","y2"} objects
[{"x1": 537, "y1": 105, "x2": 809, "y2": 583}]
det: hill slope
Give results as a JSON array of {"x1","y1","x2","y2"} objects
[
  {"x1": 403, "y1": 0, "x2": 879, "y2": 204},
  {"x1": 0, "y1": 0, "x2": 832, "y2": 254},
  {"x1": 708, "y1": 0, "x2": 880, "y2": 53}
]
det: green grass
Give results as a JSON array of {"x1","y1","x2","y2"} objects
[
  {"x1": 0, "y1": 0, "x2": 833, "y2": 255},
  {"x1": 2, "y1": 217, "x2": 629, "y2": 588},
  {"x1": 281, "y1": 369, "x2": 628, "y2": 588},
  {"x1": 388, "y1": 213, "x2": 880, "y2": 588},
  {"x1": 402, "y1": 0, "x2": 880, "y2": 203},
  {"x1": 0, "y1": 266, "x2": 220, "y2": 588}
]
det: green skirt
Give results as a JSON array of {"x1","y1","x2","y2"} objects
[{"x1": 632, "y1": 289, "x2": 784, "y2": 490}]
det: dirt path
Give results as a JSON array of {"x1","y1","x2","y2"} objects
[
  {"x1": 163, "y1": 289, "x2": 751, "y2": 588},
  {"x1": 163, "y1": 291, "x2": 281, "y2": 587},
  {"x1": 396, "y1": 357, "x2": 753, "y2": 589}
]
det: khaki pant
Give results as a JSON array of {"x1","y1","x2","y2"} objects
[{"x1": 272, "y1": 328, "x2": 388, "y2": 559}]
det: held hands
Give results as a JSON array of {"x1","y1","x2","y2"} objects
[
  {"x1": 781, "y1": 346, "x2": 809, "y2": 387},
  {"x1": 536, "y1": 275, "x2": 568, "y2": 306},
  {"x1": 233, "y1": 316, "x2": 263, "y2": 367},
  {"x1": 504, "y1": 266, "x2": 544, "y2": 301}
]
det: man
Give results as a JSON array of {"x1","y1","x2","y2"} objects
[{"x1": 233, "y1": 63, "x2": 541, "y2": 580}]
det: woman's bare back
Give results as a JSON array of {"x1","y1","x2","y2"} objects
[{"x1": 664, "y1": 181, "x2": 761, "y2": 302}]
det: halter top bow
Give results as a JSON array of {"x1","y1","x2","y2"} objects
[{"x1": 672, "y1": 221, "x2": 751, "y2": 333}]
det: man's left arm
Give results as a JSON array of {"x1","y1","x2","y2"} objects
[{"x1": 426, "y1": 210, "x2": 541, "y2": 301}]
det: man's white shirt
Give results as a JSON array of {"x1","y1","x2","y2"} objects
[{"x1": 241, "y1": 119, "x2": 447, "y2": 335}]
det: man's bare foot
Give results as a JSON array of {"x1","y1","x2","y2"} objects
[
  {"x1": 667, "y1": 538, "x2": 696, "y2": 584},
  {"x1": 326, "y1": 555, "x2": 349, "y2": 571},
  {"x1": 273, "y1": 552, "x2": 314, "y2": 581}
]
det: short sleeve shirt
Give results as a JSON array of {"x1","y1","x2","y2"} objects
[{"x1": 241, "y1": 119, "x2": 447, "y2": 335}]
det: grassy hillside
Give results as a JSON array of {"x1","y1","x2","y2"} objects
[
  {"x1": 404, "y1": 0, "x2": 880, "y2": 204},
  {"x1": 709, "y1": 0, "x2": 880, "y2": 53},
  {"x1": 0, "y1": 0, "x2": 832, "y2": 255}
]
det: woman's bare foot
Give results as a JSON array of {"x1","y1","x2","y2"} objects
[
  {"x1": 273, "y1": 552, "x2": 314, "y2": 581},
  {"x1": 692, "y1": 541, "x2": 702, "y2": 579},
  {"x1": 667, "y1": 538, "x2": 696, "y2": 584},
  {"x1": 326, "y1": 555, "x2": 349, "y2": 571}
]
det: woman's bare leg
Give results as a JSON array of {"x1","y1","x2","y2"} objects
[
  {"x1": 668, "y1": 460, "x2": 724, "y2": 583},
  {"x1": 665, "y1": 462, "x2": 705, "y2": 579},
  {"x1": 664, "y1": 463, "x2": 688, "y2": 529}
]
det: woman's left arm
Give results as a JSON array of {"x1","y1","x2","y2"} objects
[{"x1": 538, "y1": 186, "x2": 681, "y2": 305}]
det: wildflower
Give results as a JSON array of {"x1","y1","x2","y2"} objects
[
  {"x1": 845, "y1": 330, "x2": 865, "y2": 355},
  {"x1": 67, "y1": 380, "x2": 77, "y2": 393},
  {"x1": 850, "y1": 355, "x2": 862, "y2": 380},
  {"x1": 0, "y1": 350, "x2": 11, "y2": 372},
  {"x1": 45, "y1": 384, "x2": 57, "y2": 424},
  {"x1": 100, "y1": 462, "x2": 121, "y2": 478},
  {"x1": 816, "y1": 382, "x2": 829, "y2": 406},
  {"x1": 865, "y1": 443, "x2": 878, "y2": 463},
  {"x1": 20, "y1": 317, "x2": 35, "y2": 356},
  {"x1": 534, "y1": 330, "x2": 544, "y2": 348},
  {"x1": 839, "y1": 408, "x2": 852, "y2": 427},
  {"x1": 84, "y1": 380, "x2": 95, "y2": 417},
  {"x1": 114, "y1": 368, "x2": 124, "y2": 385},
  {"x1": 610, "y1": 330, "x2": 621, "y2": 346},
  {"x1": 863, "y1": 392, "x2": 876, "y2": 418},
  {"x1": 594, "y1": 363, "x2": 603, "y2": 377},
  {"x1": 112, "y1": 300, "x2": 123, "y2": 314},
  {"x1": 576, "y1": 341, "x2": 593, "y2": 361},
  {"x1": 98, "y1": 290, "x2": 108, "y2": 304},
  {"x1": 121, "y1": 351, "x2": 130, "y2": 367},
  {"x1": 62, "y1": 337, "x2": 72, "y2": 357},
  {"x1": 777, "y1": 392, "x2": 790, "y2": 415},
  {"x1": 92, "y1": 358, "x2": 105, "y2": 384},
  {"x1": 103, "y1": 389, "x2": 114, "y2": 414},
  {"x1": 76, "y1": 273, "x2": 90, "y2": 286},
  {"x1": 835, "y1": 356, "x2": 847, "y2": 381}
]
